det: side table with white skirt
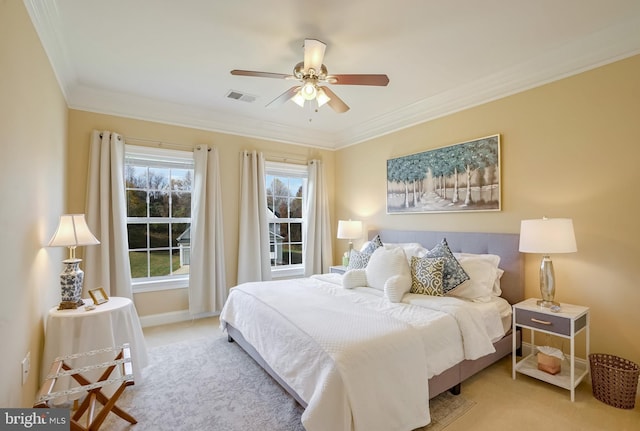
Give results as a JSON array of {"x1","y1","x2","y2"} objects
[{"x1": 41, "y1": 296, "x2": 148, "y2": 399}]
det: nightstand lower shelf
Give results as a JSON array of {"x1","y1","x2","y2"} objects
[{"x1": 515, "y1": 354, "x2": 589, "y2": 390}]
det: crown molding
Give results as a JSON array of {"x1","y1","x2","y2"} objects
[
  {"x1": 67, "y1": 85, "x2": 340, "y2": 149},
  {"x1": 23, "y1": 0, "x2": 76, "y2": 100}
]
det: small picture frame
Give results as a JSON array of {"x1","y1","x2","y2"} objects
[{"x1": 89, "y1": 287, "x2": 109, "y2": 305}]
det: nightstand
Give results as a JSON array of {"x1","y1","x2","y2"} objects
[
  {"x1": 42, "y1": 297, "x2": 149, "y2": 391},
  {"x1": 512, "y1": 298, "x2": 590, "y2": 401},
  {"x1": 329, "y1": 265, "x2": 347, "y2": 274}
]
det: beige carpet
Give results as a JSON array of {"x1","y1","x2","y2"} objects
[{"x1": 101, "y1": 336, "x2": 475, "y2": 430}]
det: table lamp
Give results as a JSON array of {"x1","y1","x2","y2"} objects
[
  {"x1": 48, "y1": 214, "x2": 100, "y2": 309},
  {"x1": 337, "y1": 220, "x2": 362, "y2": 252},
  {"x1": 519, "y1": 217, "x2": 577, "y2": 307}
]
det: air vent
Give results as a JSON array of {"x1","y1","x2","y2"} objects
[{"x1": 226, "y1": 90, "x2": 256, "y2": 103}]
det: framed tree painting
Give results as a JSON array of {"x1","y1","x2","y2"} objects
[{"x1": 387, "y1": 134, "x2": 501, "y2": 214}]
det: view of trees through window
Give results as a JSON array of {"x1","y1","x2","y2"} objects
[
  {"x1": 266, "y1": 168, "x2": 305, "y2": 268},
  {"x1": 125, "y1": 151, "x2": 193, "y2": 281}
]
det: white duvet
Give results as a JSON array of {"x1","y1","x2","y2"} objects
[{"x1": 219, "y1": 274, "x2": 504, "y2": 431}]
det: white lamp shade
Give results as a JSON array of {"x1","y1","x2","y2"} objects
[
  {"x1": 337, "y1": 220, "x2": 362, "y2": 240},
  {"x1": 316, "y1": 87, "x2": 331, "y2": 107},
  {"x1": 48, "y1": 214, "x2": 100, "y2": 247},
  {"x1": 519, "y1": 218, "x2": 577, "y2": 254},
  {"x1": 292, "y1": 91, "x2": 306, "y2": 107}
]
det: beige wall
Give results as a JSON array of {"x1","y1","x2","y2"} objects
[
  {"x1": 335, "y1": 55, "x2": 640, "y2": 365},
  {"x1": 66, "y1": 110, "x2": 335, "y2": 317},
  {"x1": 0, "y1": 1, "x2": 69, "y2": 407},
  {"x1": 5, "y1": 0, "x2": 639, "y2": 407}
]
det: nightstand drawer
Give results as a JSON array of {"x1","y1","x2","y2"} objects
[{"x1": 515, "y1": 309, "x2": 570, "y2": 335}]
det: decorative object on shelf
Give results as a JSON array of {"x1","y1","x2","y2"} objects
[
  {"x1": 88, "y1": 287, "x2": 109, "y2": 305},
  {"x1": 48, "y1": 214, "x2": 100, "y2": 309},
  {"x1": 519, "y1": 217, "x2": 577, "y2": 307},
  {"x1": 337, "y1": 219, "x2": 362, "y2": 252},
  {"x1": 537, "y1": 346, "x2": 564, "y2": 375}
]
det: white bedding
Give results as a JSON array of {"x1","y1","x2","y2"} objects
[
  {"x1": 315, "y1": 272, "x2": 512, "y2": 339},
  {"x1": 220, "y1": 275, "x2": 504, "y2": 431}
]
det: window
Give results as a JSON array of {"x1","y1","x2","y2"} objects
[
  {"x1": 124, "y1": 145, "x2": 194, "y2": 291},
  {"x1": 265, "y1": 161, "x2": 307, "y2": 277}
]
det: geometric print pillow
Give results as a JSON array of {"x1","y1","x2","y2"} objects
[
  {"x1": 424, "y1": 238, "x2": 469, "y2": 293},
  {"x1": 361, "y1": 234, "x2": 383, "y2": 254},
  {"x1": 347, "y1": 249, "x2": 372, "y2": 270},
  {"x1": 410, "y1": 256, "x2": 445, "y2": 296}
]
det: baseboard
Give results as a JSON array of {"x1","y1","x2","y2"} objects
[{"x1": 139, "y1": 310, "x2": 217, "y2": 328}]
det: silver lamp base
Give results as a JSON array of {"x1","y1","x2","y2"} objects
[
  {"x1": 537, "y1": 299, "x2": 560, "y2": 307},
  {"x1": 538, "y1": 255, "x2": 559, "y2": 307}
]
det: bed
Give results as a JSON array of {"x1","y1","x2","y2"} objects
[{"x1": 220, "y1": 229, "x2": 523, "y2": 431}]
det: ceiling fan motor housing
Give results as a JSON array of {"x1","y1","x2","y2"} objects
[{"x1": 293, "y1": 62, "x2": 328, "y2": 80}]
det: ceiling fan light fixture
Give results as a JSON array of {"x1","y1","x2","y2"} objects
[
  {"x1": 316, "y1": 87, "x2": 331, "y2": 107},
  {"x1": 231, "y1": 38, "x2": 387, "y2": 114},
  {"x1": 291, "y1": 91, "x2": 306, "y2": 107},
  {"x1": 301, "y1": 81, "x2": 317, "y2": 100}
]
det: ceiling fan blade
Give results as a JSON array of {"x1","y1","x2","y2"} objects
[
  {"x1": 303, "y1": 39, "x2": 326, "y2": 73},
  {"x1": 231, "y1": 70, "x2": 293, "y2": 80},
  {"x1": 326, "y1": 74, "x2": 390, "y2": 86},
  {"x1": 319, "y1": 86, "x2": 350, "y2": 113},
  {"x1": 266, "y1": 86, "x2": 300, "y2": 108}
]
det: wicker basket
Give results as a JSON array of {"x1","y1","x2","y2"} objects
[{"x1": 589, "y1": 353, "x2": 640, "y2": 409}]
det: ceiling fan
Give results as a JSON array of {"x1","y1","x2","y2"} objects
[{"x1": 230, "y1": 39, "x2": 389, "y2": 113}]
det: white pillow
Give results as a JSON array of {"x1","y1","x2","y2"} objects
[
  {"x1": 384, "y1": 274, "x2": 412, "y2": 303},
  {"x1": 383, "y1": 243, "x2": 428, "y2": 263},
  {"x1": 342, "y1": 269, "x2": 368, "y2": 289},
  {"x1": 448, "y1": 253, "x2": 501, "y2": 301},
  {"x1": 365, "y1": 246, "x2": 411, "y2": 291},
  {"x1": 493, "y1": 268, "x2": 504, "y2": 296}
]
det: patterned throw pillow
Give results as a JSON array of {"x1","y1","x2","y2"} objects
[
  {"x1": 424, "y1": 238, "x2": 470, "y2": 293},
  {"x1": 410, "y1": 256, "x2": 445, "y2": 296},
  {"x1": 347, "y1": 249, "x2": 371, "y2": 269},
  {"x1": 361, "y1": 234, "x2": 383, "y2": 254}
]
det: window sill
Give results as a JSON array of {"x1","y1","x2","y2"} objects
[
  {"x1": 271, "y1": 266, "x2": 304, "y2": 279},
  {"x1": 132, "y1": 277, "x2": 189, "y2": 293}
]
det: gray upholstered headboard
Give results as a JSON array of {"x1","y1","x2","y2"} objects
[{"x1": 369, "y1": 230, "x2": 524, "y2": 305}]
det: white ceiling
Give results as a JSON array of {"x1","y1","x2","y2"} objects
[{"x1": 25, "y1": 0, "x2": 640, "y2": 149}]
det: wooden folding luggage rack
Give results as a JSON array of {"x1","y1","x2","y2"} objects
[{"x1": 35, "y1": 344, "x2": 137, "y2": 431}]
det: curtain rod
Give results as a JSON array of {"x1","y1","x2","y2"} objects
[
  {"x1": 125, "y1": 136, "x2": 196, "y2": 151},
  {"x1": 264, "y1": 153, "x2": 308, "y2": 165}
]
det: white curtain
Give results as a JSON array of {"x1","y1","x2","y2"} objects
[
  {"x1": 303, "y1": 160, "x2": 333, "y2": 276},
  {"x1": 84, "y1": 130, "x2": 132, "y2": 298},
  {"x1": 188, "y1": 145, "x2": 227, "y2": 315},
  {"x1": 237, "y1": 150, "x2": 272, "y2": 284}
]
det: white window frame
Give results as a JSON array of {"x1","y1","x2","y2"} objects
[
  {"x1": 265, "y1": 161, "x2": 307, "y2": 279},
  {"x1": 125, "y1": 145, "x2": 194, "y2": 293}
]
